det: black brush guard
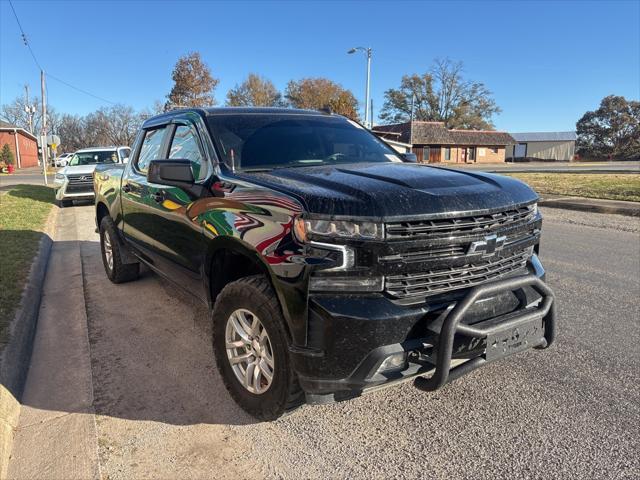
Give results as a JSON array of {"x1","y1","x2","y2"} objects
[{"x1": 414, "y1": 274, "x2": 556, "y2": 392}]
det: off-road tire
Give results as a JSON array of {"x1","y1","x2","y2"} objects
[
  {"x1": 99, "y1": 216, "x2": 140, "y2": 284},
  {"x1": 212, "y1": 275, "x2": 304, "y2": 420}
]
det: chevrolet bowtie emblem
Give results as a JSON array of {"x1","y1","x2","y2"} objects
[{"x1": 468, "y1": 234, "x2": 507, "y2": 257}]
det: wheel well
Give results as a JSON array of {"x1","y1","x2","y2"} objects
[
  {"x1": 96, "y1": 202, "x2": 109, "y2": 227},
  {"x1": 209, "y1": 249, "x2": 267, "y2": 304}
]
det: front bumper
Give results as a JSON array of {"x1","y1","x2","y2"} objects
[
  {"x1": 291, "y1": 256, "x2": 555, "y2": 403},
  {"x1": 53, "y1": 178, "x2": 95, "y2": 201}
]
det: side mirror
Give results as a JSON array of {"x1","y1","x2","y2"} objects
[
  {"x1": 148, "y1": 159, "x2": 194, "y2": 187},
  {"x1": 401, "y1": 152, "x2": 418, "y2": 163}
]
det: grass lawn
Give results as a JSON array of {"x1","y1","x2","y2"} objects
[
  {"x1": 0, "y1": 185, "x2": 54, "y2": 346},
  {"x1": 506, "y1": 173, "x2": 640, "y2": 202}
]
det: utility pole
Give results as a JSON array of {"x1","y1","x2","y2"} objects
[
  {"x1": 40, "y1": 70, "x2": 48, "y2": 185},
  {"x1": 24, "y1": 84, "x2": 35, "y2": 134}
]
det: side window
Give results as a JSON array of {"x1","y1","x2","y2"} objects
[
  {"x1": 136, "y1": 128, "x2": 166, "y2": 172},
  {"x1": 119, "y1": 148, "x2": 131, "y2": 162},
  {"x1": 169, "y1": 125, "x2": 205, "y2": 180}
]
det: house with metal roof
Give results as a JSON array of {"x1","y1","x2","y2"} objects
[
  {"x1": 373, "y1": 121, "x2": 515, "y2": 164},
  {"x1": 506, "y1": 131, "x2": 577, "y2": 162}
]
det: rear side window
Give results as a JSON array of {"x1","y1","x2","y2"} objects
[
  {"x1": 169, "y1": 125, "x2": 206, "y2": 180},
  {"x1": 137, "y1": 128, "x2": 166, "y2": 172}
]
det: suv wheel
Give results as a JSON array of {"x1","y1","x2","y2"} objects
[
  {"x1": 99, "y1": 216, "x2": 140, "y2": 283},
  {"x1": 212, "y1": 275, "x2": 304, "y2": 420}
]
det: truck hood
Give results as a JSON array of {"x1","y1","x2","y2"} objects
[
  {"x1": 58, "y1": 164, "x2": 98, "y2": 176},
  {"x1": 237, "y1": 163, "x2": 538, "y2": 218}
]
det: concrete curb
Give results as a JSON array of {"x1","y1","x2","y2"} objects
[
  {"x1": 0, "y1": 205, "x2": 58, "y2": 479},
  {"x1": 539, "y1": 198, "x2": 640, "y2": 217}
]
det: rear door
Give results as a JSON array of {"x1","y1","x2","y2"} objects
[
  {"x1": 121, "y1": 124, "x2": 170, "y2": 261},
  {"x1": 121, "y1": 119, "x2": 210, "y2": 300}
]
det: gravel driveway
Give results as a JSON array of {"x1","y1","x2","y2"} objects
[{"x1": 72, "y1": 206, "x2": 639, "y2": 479}]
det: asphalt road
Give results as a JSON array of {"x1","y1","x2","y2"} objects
[
  {"x1": 45, "y1": 206, "x2": 640, "y2": 478},
  {"x1": 0, "y1": 171, "x2": 53, "y2": 189}
]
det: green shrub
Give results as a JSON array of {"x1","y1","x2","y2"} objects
[{"x1": 0, "y1": 144, "x2": 14, "y2": 165}]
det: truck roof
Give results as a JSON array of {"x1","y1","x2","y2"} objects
[{"x1": 142, "y1": 107, "x2": 330, "y2": 129}]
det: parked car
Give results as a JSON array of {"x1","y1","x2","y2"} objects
[
  {"x1": 94, "y1": 108, "x2": 556, "y2": 420},
  {"x1": 53, "y1": 146, "x2": 130, "y2": 207},
  {"x1": 53, "y1": 152, "x2": 73, "y2": 167}
]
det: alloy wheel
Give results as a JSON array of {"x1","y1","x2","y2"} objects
[
  {"x1": 103, "y1": 230, "x2": 114, "y2": 271},
  {"x1": 225, "y1": 308, "x2": 275, "y2": 394}
]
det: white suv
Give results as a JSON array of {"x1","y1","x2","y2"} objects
[{"x1": 53, "y1": 146, "x2": 130, "y2": 207}]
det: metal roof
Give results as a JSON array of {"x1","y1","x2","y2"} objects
[{"x1": 510, "y1": 131, "x2": 577, "y2": 142}]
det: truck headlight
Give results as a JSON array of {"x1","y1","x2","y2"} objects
[
  {"x1": 294, "y1": 217, "x2": 383, "y2": 242},
  {"x1": 54, "y1": 173, "x2": 65, "y2": 182}
]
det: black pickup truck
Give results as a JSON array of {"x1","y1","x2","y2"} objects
[{"x1": 94, "y1": 107, "x2": 556, "y2": 420}]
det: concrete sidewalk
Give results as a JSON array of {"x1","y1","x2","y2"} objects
[
  {"x1": 539, "y1": 194, "x2": 640, "y2": 217},
  {"x1": 7, "y1": 207, "x2": 100, "y2": 479}
]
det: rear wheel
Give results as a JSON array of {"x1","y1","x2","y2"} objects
[
  {"x1": 99, "y1": 216, "x2": 140, "y2": 284},
  {"x1": 212, "y1": 275, "x2": 304, "y2": 420}
]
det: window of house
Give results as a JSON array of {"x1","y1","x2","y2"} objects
[
  {"x1": 491, "y1": 147, "x2": 499, "y2": 154},
  {"x1": 444, "y1": 147, "x2": 451, "y2": 161},
  {"x1": 136, "y1": 127, "x2": 167, "y2": 173}
]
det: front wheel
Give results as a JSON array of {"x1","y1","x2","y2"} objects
[{"x1": 212, "y1": 275, "x2": 304, "y2": 420}]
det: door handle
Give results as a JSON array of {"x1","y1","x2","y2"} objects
[
  {"x1": 122, "y1": 183, "x2": 132, "y2": 193},
  {"x1": 152, "y1": 191, "x2": 165, "y2": 203}
]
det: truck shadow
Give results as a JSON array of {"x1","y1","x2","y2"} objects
[
  {"x1": 78, "y1": 238, "x2": 259, "y2": 426},
  {"x1": 3, "y1": 231, "x2": 260, "y2": 427}
]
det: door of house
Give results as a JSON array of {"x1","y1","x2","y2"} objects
[{"x1": 429, "y1": 146, "x2": 441, "y2": 163}]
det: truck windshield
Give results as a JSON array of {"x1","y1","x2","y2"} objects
[
  {"x1": 206, "y1": 114, "x2": 401, "y2": 171},
  {"x1": 69, "y1": 151, "x2": 118, "y2": 166}
]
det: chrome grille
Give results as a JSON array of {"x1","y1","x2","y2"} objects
[
  {"x1": 385, "y1": 248, "x2": 531, "y2": 301},
  {"x1": 66, "y1": 174, "x2": 94, "y2": 193},
  {"x1": 386, "y1": 204, "x2": 535, "y2": 240}
]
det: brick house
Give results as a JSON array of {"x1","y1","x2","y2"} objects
[
  {"x1": 0, "y1": 121, "x2": 39, "y2": 169},
  {"x1": 373, "y1": 121, "x2": 515, "y2": 164}
]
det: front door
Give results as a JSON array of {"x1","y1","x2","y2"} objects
[{"x1": 429, "y1": 146, "x2": 441, "y2": 163}]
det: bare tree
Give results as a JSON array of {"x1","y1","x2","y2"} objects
[
  {"x1": 166, "y1": 52, "x2": 219, "y2": 110},
  {"x1": 226, "y1": 74, "x2": 283, "y2": 107},
  {"x1": 285, "y1": 78, "x2": 359, "y2": 120},
  {"x1": 380, "y1": 59, "x2": 501, "y2": 129}
]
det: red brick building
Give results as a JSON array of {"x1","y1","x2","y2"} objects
[{"x1": 0, "y1": 121, "x2": 39, "y2": 169}]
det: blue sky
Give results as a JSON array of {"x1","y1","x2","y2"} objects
[{"x1": 1, "y1": 0, "x2": 638, "y2": 132}]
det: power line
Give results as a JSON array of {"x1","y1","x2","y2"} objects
[
  {"x1": 46, "y1": 73, "x2": 116, "y2": 105},
  {"x1": 8, "y1": 0, "x2": 42, "y2": 71},
  {"x1": 7, "y1": 0, "x2": 116, "y2": 106}
]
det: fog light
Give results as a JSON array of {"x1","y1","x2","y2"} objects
[
  {"x1": 377, "y1": 352, "x2": 407, "y2": 373},
  {"x1": 309, "y1": 275, "x2": 383, "y2": 292}
]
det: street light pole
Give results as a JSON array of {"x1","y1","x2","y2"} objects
[{"x1": 348, "y1": 46, "x2": 372, "y2": 129}]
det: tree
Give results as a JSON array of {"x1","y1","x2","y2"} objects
[
  {"x1": 0, "y1": 144, "x2": 14, "y2": 165},
  {"x1": 379, "y1": 58, "x2": 500, "y2": 129},
  {"x1": 166, "y1": 52, "x2": 219, "y2": 110},
  {"x1": 57, "y1": 114, "x2": 87, "y2": 152},
  {"x1": 576, "y1": 95, "x2": 640, "y2": 160},
  {"x1": 226, "y1": 73, "x2": 283, "y2": 107},
  {"x1": 285, "y1": 78, "x2": 359, "y2": 119},
  {"x1": 1, "y1": 94, "x2": 43, "y2": 134}
]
